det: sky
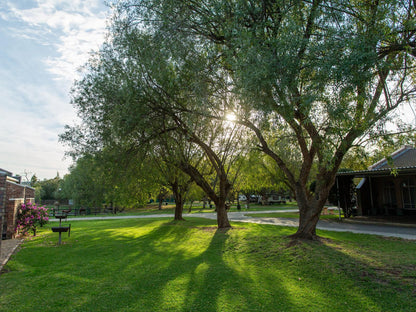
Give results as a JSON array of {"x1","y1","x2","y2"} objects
[{"x1": 0, "y1": 0, "x2": 112, "y2": 180}]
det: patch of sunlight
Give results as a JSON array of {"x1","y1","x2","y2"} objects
[
  {"x1": 159, "y1": 273, "x2": 191, "y2": 310},
  {"x1": 194, "y1": 262, "x2": 209, "y2": 274},
  {"x1": 321, "y1": 238, "x2": 384, "y2": 268},
  {"x1": 216, "y1": 285, "x2": 250, "y2": 311},
  {"x1": 281, "y1": 274, "x2": 381, "y2": 311},
  {"x1": 189, "y1": 262, "x2": 210, "y2": 288},
  {"x1": 154, "y1": 233, "x2": 214, "y2": 259},
  {"x1": 53, "y1": 272, "x2": 94, "y2": 285},
  {"x1": 225, "y1": 112, "x2": 237, "y2": 121},
  {"x1": 103, "y1": 225, "x2": 158, "y2": 239}
]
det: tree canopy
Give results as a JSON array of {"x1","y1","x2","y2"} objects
[
  {"x1": 62, "y1": 0, "x2": 416, "y2": 238},
  {"x1": 121, "y1": 0, "x2": 416, "y2": 239}
]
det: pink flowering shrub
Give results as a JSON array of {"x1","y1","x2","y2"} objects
[{"x1": 15, "y1": 203, "x2": 49, "y2": 236}]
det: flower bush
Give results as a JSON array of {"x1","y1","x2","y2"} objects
[{"x1": 15, "y1": 203, "x2": 49, "y2": 236}]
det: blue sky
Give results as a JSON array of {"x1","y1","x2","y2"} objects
[{"x1": 0, "y1": 0, "x2": 111, "y2": 180}]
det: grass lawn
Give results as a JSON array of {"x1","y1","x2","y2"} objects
[{"x1": 1, "y1": 218, "x2": 415, "y2": 311}]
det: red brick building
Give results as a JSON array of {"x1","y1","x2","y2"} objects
[{"x1": 0, "y1": 168, "x2": 35, "y2": 239}]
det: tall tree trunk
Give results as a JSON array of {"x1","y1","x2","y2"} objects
[
  {"x1": 216, "y1": 175, "x2": 232, "y2": 228},
  {"x1": 188, "y1": 200, "x2": 194, "y2": 213},
  {"x1": 216, "y1": 197, "x2": 231, "y2": 228},
  {"x1": 292, "y1": 200, "x2": 322, "y2": 240},
  {"x1": 171, "y1": 181, "x2": 185, "y2": 221},
  {"x1": 174, "y1": 200, "x2": 184, "y2": 221},
  {"x1": 178, "y1": 161, "x2": 231, "y2": 228},
  {"x1": 290, "y1": 180, "x2": 333, "y2": 240},
  {"x1": 157, "y1": 188, "x2": 168, "y2": 210}
]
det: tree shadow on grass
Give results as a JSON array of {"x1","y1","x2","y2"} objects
[
  {"x1": 61, "y1": 219, "x2": 295, "y2": 311},
  {"x1": 3, "y1": 219, "x2": 416, "y2": 312},
  {"x1": 279, "y1": 230, "x2": 416, "y2": 311}
]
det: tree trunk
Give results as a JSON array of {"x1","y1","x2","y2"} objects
[
  {"x1": 290, "y1": 181, "x2": 332, "y2": 240},
  {"x1": 177, "y1": 161, "x2": 231, "y2": 228},
  {"x1": 188, "y1": 200, "x2": 194, "y2": 213},
  {"x1": 174, "y1": 201, "x2": 184, "y2": 221},
  {"x1": 169, "y1": 179, "x2": 185, "y2": 221},
  {"x1": 236, "y1": 197, "x2": 241, "y2": 210},
  {"x1": 172, "y1": 183, "x2": 185, "y2": 221},
  {"x1": 216, "y1": 198, "x2": 231, "y2": 228},
  {"x1": 291, "y1": 204, "x2": 321, "y2": 240}
]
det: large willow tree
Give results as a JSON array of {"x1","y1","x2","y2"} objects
[
  {"x1": 118, "y1": 0, "x2": 416, "y2": 239},
  {"x1": 61, "y1": 13, "x2": 250, "y2": 228}
]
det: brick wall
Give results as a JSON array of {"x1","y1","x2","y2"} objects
[
  {"x1": 0, "y1": 174, "x2": 7, "y2": 239},
  {"x1": 0, "y1": 173, "x2": 35, "y2": 239}
]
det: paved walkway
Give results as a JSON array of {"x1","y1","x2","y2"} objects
[
  {"x1": 57, "y1": 209, "x2": 416, "y2": 240},
  {"x1": 0, "y1": 239, "x2": 23, "y2": 273}
]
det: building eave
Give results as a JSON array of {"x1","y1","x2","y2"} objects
[{"x1": 337, "y1": 166, "x2": 416, "y2": 178}]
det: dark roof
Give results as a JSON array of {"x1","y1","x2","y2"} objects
[
  {"x1": 0, "y1": 168, "x2": 13, "y2": 176},
  {"x1": 337, "y1": 166, "x2": 416, "y2": 177},
  {"x1": 370, "y1": 146, "x2": 416, "y2": 170},
  {"x1": 337, "y1": 146, "x2": 416, "y2": 177}
]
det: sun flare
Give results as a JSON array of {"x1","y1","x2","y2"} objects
[{"x1": 225, "y1": 112, "x2": 237, "y2": 122}]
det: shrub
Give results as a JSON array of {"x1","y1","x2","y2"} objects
[{"x1": 15, "y1": 203, "x2": 49, "y2": 236}]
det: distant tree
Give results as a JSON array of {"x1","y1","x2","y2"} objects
[
  {"x1": 38, "y1": 174, "x2": 62, "y2": 202},
  {"x1": 60, "y1": 155, "x2": 106, "y2": 208},
  {"x1": 185, "y1": 183, "x2": 205, "y2": 213},
  {"x1": 30, "y1": 174, "x2": 38, "y2": 187}
]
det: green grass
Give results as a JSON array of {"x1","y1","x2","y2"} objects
[{"x1": 1, "y1": 218, "x2": 415, "y2": 311}]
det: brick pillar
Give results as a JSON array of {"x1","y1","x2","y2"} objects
[
  {"x1": 5, "y1": 178, "x2": 24, "y2": 239},
  {"x1": 7, "y1": 199, "x2": 24, "y2": 238}
]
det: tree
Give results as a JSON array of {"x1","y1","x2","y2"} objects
[
  {"x1": 60, "y1": 20, "x2": 250, "y2": 228},
  {"x1": 37, "y1": 174, "x2": 62, "y2": 202},
  {"x1": 127, "y1": 0, "x2": 416, "y2": 239},
  {"x1": 151, "y1": 157, "x2": 193, "y2": 220},
  {"x1": 30, "y1": 174, "x2": 38, "y2": 187},
  {"x1": 185, "y1": 183, "x2": 205, "y2": 213},
  {"x1": 61, "y1": 149, "x2": 159, "y2": 210},
  {"x1": 234, "y1": 151, "x2": 271, "y2": 208},
  {"x1": 60, "y1": 155, "x2": 106, "y2": 208}
]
